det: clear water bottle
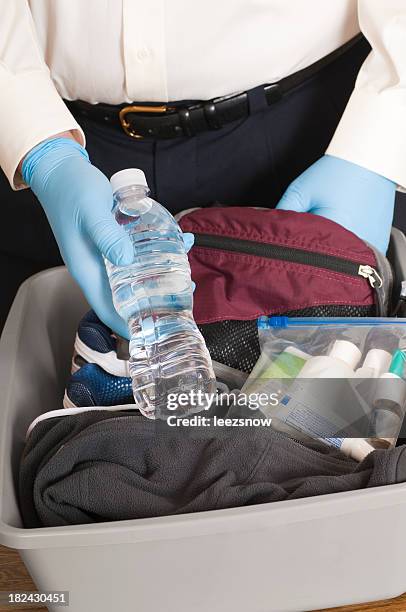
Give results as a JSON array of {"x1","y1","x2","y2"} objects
[{"x1": 105, "y1": 168, "x2": 215, "y2": 418}]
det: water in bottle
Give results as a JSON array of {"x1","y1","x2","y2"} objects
[{"x1": 105, "y1": 168, "x2": 215, "y2": 418}]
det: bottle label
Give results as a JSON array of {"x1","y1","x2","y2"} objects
[{"x1": 276, "y1": 378, "x2": 368, "y2": 442}]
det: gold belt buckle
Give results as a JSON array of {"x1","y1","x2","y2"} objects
[{"x1": 119, "y1": 105, "x2": 171, "y2": 139}]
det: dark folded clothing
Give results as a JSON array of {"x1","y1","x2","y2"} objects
[{"x1": 19, "y1": 410, "x2": 406, "y2": 528}]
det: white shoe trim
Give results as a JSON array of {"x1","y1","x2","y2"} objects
[
  {"x1": 62, "y1": 391, "x2": 78, "y2": 409},
  {"x1": 74, "y1": 334, "x2": 130, "y2": 377},
  {"x1": 70, "y1": 353, "x2": 81, "y2": 374}
]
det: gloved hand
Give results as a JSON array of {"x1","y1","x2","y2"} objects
[
  {"x1": 22, "y1": 137, "x2": 194, "y2": 339},
  {"x1": 276, "y1": 155, "x2": 396, "y2": 254}
]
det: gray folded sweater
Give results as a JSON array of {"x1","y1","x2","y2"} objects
[{"x1": 19, "y1": 410, "x2": 406, "y2": 528}]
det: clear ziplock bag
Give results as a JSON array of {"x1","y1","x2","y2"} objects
[{"x1": 240, "y1": 317, "x2": 406, "y2": 461}]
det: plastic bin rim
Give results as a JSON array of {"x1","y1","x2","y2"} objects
[{"x1": 1, "y1": 482, "x2": 406, "y2": 550}]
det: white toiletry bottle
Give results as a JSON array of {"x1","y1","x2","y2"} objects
[
  {"x1": 295, "y1": 339, "x2": 374, "y2": 461},
  {"x1": 298, "y1": 340, "x2": 361, "y2": 379},
  {"x1": 354, "y1": 349, "x2": 392, "y2": 378},
  {"x1": 355, "y1": 329, "x2": 398, "y2": 379}
]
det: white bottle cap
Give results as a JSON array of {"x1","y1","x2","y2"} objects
[
  {"x1": 362, "y1": 349, "x2": 392, "y2": 377},
  {"x1": 341, "y1": 438, "x2": 374, "y2": 462},
  {"x1": 329, "y1": 340, "x2": 362, "y2": 371},
  {"x1": 110, "y1": 168, "x2": 148, "y2": 193}
]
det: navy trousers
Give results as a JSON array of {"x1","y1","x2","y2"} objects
[{"x1": 1, "y1": 37, "x2": 405, "y2": 328}]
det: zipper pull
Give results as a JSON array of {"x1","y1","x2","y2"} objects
[{"x1": 358, "y1": 265, "x2": 383, "y2": 289}]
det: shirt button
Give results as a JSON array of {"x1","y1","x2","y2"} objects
[{"x1": 136, "y1": 46, "x2": 151, "y2": 61}]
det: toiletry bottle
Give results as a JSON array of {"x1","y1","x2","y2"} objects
[
  {"x1": 354, "y1": 350, "x2": 392, "y2": 378},
  {"x1": 327, "y1": 437, "x2": 374, "y2": 462},
  {"x1": 298, "y1": 340, "x2": 361, "y2": 379},
  {"x1": 372, "y1": 348, "x2": 406, "y2": 447},
  {"x1": 355, "y1": 329, "x2": 398, "y2": 378},
  {"x1": 291, "y1": 339, "x2": 375, "y2": 461},
  {"x1": 242, "y1": 346, "x2": 310, "y2": 395}
]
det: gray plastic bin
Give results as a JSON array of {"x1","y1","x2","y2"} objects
[{"x1": 2, "y1": 242, "x2": 406, "y2": 612}]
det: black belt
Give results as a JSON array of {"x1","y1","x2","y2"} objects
[{"x1": 66, "y1": 35, "x2": 363, "y2": 140}]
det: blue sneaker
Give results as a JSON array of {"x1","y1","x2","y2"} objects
[
  {"x1": 72, "y1": 310, "x2": 130, "y2": 377},
  {"x1": 67, "y1": 310, "x2": 235, "y2": 408},
  {"x1": 64, "y1": 363, "x2": 134, "y2": 408}
]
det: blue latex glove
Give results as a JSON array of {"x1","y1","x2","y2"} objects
[
  {"x1": 276, "y1": 155, "x2": 396, "y2": 254},
  {"x1": 22, "y1": 137, "x2": 194, "y2": 339}
]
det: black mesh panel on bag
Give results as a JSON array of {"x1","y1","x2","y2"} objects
[
  {"x1": 284, "y1": 304, "x2": 376, "y2": 318},
  {"x1": 198, "y1": 319, "x2": 260, "y2": 374},
  {"x1": 199, "y1": 304, "x2": 376, "y2": 373}
]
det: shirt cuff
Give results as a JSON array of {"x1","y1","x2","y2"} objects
[
  {"x1": 326, "y1": 87, "x2": 406, "y2": 191},
  {"x1": 0, "y1": 69, "x2": 85, "y2": 190}
]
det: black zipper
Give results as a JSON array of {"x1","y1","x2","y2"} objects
[{"x1": 193, "y1": 233, "x2": 382, "y2": 286}]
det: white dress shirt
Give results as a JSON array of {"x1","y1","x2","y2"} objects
[{"x1": 1, "y1": 0, "x2": 406, "y2": 190}]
